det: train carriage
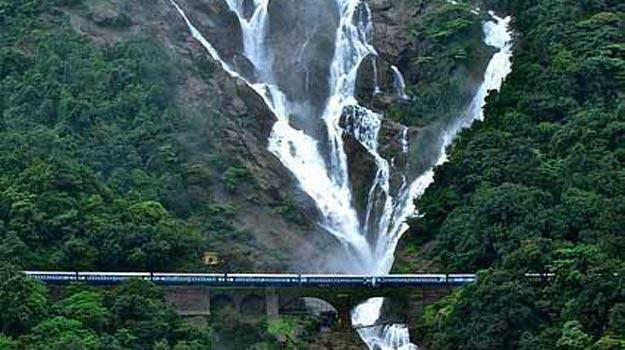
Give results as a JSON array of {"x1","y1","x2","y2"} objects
[
  {"x1": 301, "y1": 274, "x2": 368, "y2": 287},
  {"x1": 24, "y1": 271, "x2": 77, "y2": 284},
  {"x1": 152, "y1": 273, "x2": 223, "y2": 285},
  {"x1": 376, "y1": 274, "x2": 447, "y2": 287},
  {"x1": 447, "y1": 274, "x2": 476, "y2": 284},
  {"x1": 78, "y1": 272, "x2": 151, "y2": 284},
  {"x1": 227, "y1": 273, "x2": 300, "y2": 287}
]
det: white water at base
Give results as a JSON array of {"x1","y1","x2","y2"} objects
[
  {"x1": 169, "y1": 1, "x2": 511, "y2": 348},
  {"x1": 352, "y1": 13, "x2": 513, "y2": 350}
]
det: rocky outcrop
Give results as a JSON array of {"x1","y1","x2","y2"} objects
[
  {"x1": 357, "y1": 0, "x2": 492, "y2": 109},
  {"x1": 180, "y1": 0, "x2": 244, "y2": 64},
  {"x1": 369, "y1": 0, "x2": 421, "y2": 62},
  {"x1": 267, "y1": 0, "x2": 339, "y2": 108},
  {"x1": 355, "y1": 0, "x2": 421, "y2": 108}
]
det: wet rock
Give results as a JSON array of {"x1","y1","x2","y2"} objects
[
  {"x1": 179, "y1": 0, "x2": 244, "y2": 63},
  {"x1": 369, "y1": 0, "x2": 418, "y2": 61},
  {"x1": 343, "y1": 132, "x2": 378, "y2": 219},
  {"x1": 355, "y1": 55, "x2": 377, "y2": 102},
  {"x1": 355, "y1": 54, "x2": 400, "y2": 111},
  {"x1": 354, "y1": 0, "x2": 421, "y2": 111},
  {"x1": 232, "y1": 53, "x2": 256, "y2": 81},
  {"x1": 267, "y1": 0, "x2": 339, "y2": 108}
]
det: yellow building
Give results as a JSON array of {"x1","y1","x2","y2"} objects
[{"x1": 202, "y1": 251, "x2": 220, "y2": 266}]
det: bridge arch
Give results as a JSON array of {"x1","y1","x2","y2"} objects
[
  {"x1": 240, "y1": 294, "x2": 266, "y2": 315},
  {"x1": 280, "y1": 296, "x2": 337, "y2": 315},
  {"x1": 279, "y1": 296, "x2": 339, "y2": 328},
  {"x1": 210, "y1": 294, "x2": 235, "y2": 313}
]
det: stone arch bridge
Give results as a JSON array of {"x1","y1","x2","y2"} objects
[
  {"x1": 26, "y1": 271, "x2": 475, "y2": 330},
  {"x1": 163, "y1": 285, "x2": 455, "y2": 329}
]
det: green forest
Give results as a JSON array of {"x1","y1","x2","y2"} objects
[
  {"x1": 2, "y1": 0, "x2": 625, "y2": 349},
  {"x1": 0, "y1": 1, "x2": 218, "y2": 348},
  {"x1": 405, "y1": 0, "x2": 625, "y2": 348},
  {"x1": 0, "y1": 0, "x2": 208, "y2": 272},
  {"x1": 0, "y1": 265, "x2": 212, "y2": 349}
]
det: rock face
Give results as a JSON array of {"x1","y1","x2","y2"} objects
[
  {"x1": 267, "y1": 0, "x2": 339, "y2": 108},
  {"x1": 350, "y1": 0, "x2": 425, "y2": 192},
  {"x1": 356, "y1": 0, "x2": 420, "y2": 108},
  {"x1": 182, "y1": 0, "x2": 244, "y2": 63},
  {"x1": 356, "y1": 0, "x2": 495, "y2": 171},
  {"x1": 369, "y1": 0, "x2": 419, "y2": 62},
  {"x1": 357, "y1": 0, "x2": 491, "y2": 109}
]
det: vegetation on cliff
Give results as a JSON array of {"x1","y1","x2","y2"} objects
[
  {"x1": 0, "y1": 0, "x2": 211, "y2": 271},
  {"x1": 403, "y1": 0, "x2": 625, "y2": 348},
  {"x1": 387, "y1": 0, "x2": 492, "y2": 128},
  {"x1": 0, "y1": 2, "x2": 222, "y2": 346}
]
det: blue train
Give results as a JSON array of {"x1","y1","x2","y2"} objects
[{"x1": 23, "y1": 271, "x2": 478, "y2": 287}]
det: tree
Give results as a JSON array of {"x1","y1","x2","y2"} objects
[
  {"x1": 56, "y1": 291, "x2": 111, "y2": 332},
  {"x1": 556, "y1": 321, "x2": 592, "y2": 350},
  {"x1": 0, "y1": 266, "x2": 48, "y2": 335},
  {"x1": 0, "y1": 335, "x2": 18, "y2": 350},
  {"x1": 108, "y1": 280, "x2": 177, "y2": 350},
  {"x1": 407, "y1": 0, "x2": 625, "y2": 348},
  {"x1": 21, "y1": 316, "x2": 101, "y2": 350}
]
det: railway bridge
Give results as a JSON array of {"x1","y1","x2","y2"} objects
[
  {"x1": 26, "y1": 271, "x2": 476, "y2": 329},
  {"x1": 162, "y1": 284, "x2": 458, "y2": 329}
]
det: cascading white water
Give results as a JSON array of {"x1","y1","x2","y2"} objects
[
  {"x1": 269, "y1": 0, "x2": 380, "y2": 267},
  {"x1": 170, "y1": 1, "x2": 512, "y2": 348},
  {"x1": 352, "y1": 12, "x2": 513, "y2": 350},
  {"x1": 390, "y1": 65, "x2": 410, "y2": 100}
]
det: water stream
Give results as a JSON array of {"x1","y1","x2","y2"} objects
[
  {"x1": 170, "y1": 1, "x2": 512, "y2": 348},
  {"x1": 390, "y1": 65, "x2": 410, "y2": 100},
  {"x1": 352, "y1": 13, "x2": 513, "y2": 349}
]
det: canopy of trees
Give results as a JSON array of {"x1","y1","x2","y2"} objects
[
  {"x1": 406, "y1": 0, "x2": 625, "y2": 348},
  {"x1": 0, "y1": 0, "x2": 209, "y2": 271},
  {"x1": 0, "y1": 265, "x2": 212, "y2": 350},
  {"x1": 0, "y1": 1, "x2": 221, "y2": 344}
]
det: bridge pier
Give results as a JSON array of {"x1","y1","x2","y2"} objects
[
  {"x1": 234, "y1": 294, "x2": 245, "y2": 314},
  {"x1": 335, "y1": 294, "x2": 353, "y2": 331},
  {"x1": 164, "y1": 286, "x2": 211, "y2": 316},
  {"x1": 266, "y1": 289, "x2": 279, "y2": 318},
  {"x1": 338, "y1": 306, "x2": 352, "y2": 330}
]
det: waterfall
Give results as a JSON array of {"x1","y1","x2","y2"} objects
[
  {"x1": 352, "y1": 13, "x2": 513, "y2": 350},
  {"x1": 373, "y1": 58, "x2": 382, "y2": 95},
  {"x1": 390, "y1": 65, "x2": 410, "y2": 100},
  {"x1": 170, "y1": 1, "x2": 512, "y2": 348},
  {"x1": 401, "y1": 127, "x2": 409, "y2": 154}
]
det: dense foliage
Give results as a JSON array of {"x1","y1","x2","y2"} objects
[
  {"x1": 406, "y1": 0, "x2": 625, "y2": 348},
  {"x1": 0, "y1": 266, "x2": 212, "y2": 350},
  {"x1": 0, "y1": 2, "x2": 226, "y2": 345},
  {"x1": 0, "y1": 0, "x2": 208, "y2": 270}
]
